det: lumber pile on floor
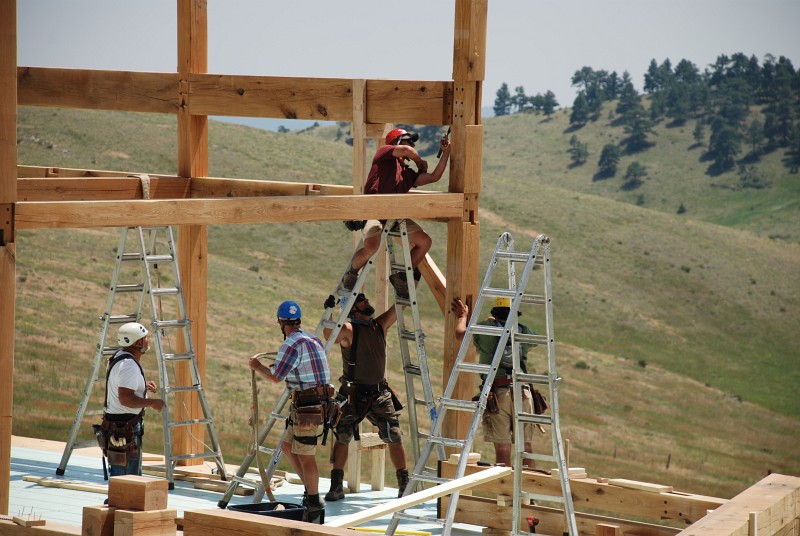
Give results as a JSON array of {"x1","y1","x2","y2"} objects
[{"x1": 83, "y1": 475, "x2": 176, "y2": 536}]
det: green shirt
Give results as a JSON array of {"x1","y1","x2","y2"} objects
[{"x1": 472, "y1": 317, "x2": 536, "y2": 376}]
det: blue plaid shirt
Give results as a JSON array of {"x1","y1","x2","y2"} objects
[{"x1": 271, "y1": 329, "x2": 330, "y2": 390}]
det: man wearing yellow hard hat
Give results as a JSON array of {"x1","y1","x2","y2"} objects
[{"x1": 464, "y1": 296, "x2": 539, "y2": 468}]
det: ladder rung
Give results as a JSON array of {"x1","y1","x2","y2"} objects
[
  {"x1": 516, "y1": 372, "x2": 549, "y2": 385},
  {"x1": 399, "y1": 330, "x2": 418, "y2": 341},
  {"x1": 496, "y1": 251, "x2": 544, "y2": 265},
  {"x1": 144, "y1": 254, "x2": 174, "y2": 263},
  {"x1": 529, "y1": 453, "x2": 556, "y2": 463},
  {"x1": 151, "y1": 287, "x2": 179, "y2": 296},
  {"x1": 121, "y1": 252, "x2": 143, "y2": 261},
  {"x1": 168, "y1": 418, "x2": 213, "y2": 428},
  {"x1": 440, "y1": 398, "x2": 480, "y2": 411},
  {"x1": 428, "y1": 436, "x2": 466, "y2": 449},
  {"x1": 231, "y1": 475, "x2": 260, "y2": 488},
  {"x1": 169, "y1": 451, "x2": 222, "y2": 462},
  {"x1": 411, "y1": 474, "x2": 450, "y2": 485},
  {"x1": 470, "y1": 324, "x2": 504, "y2": 337},
  {"x1": 152, "y1": 319, "x2": 190, "y2": 329},
  {"x1": 394, "y1": 512, "x2": 445, "y2": 525},
  {"x1": 84, "y1": 409, "x2": 104, "y2": 416},
  {"x1": 163, "y1": 352, "x2": 194, "y2": 362},
  {"x1": 256, "y1": 446, "x2": 277, "y2": 456},
  {"x1": 321, "y1": 320, "x2": 339, "y2": 330},
  {"x1": 517, "y1": 333, "x2": 548, "y2": 345},
  {"x1": 517, "y1": 413, "x2": 552, "y2": 426},
  {"x1": 113, "y1": 284, "x2": 144, "y2": 293},
  {"x1": 165, "y1": 386, "x2": 202, "y2": 394},
  {"x1": 457, "y1": 362, "x2": 492, "y2": 374},
  {"x1": 73, "y1": 439, "x2": 100, "y2": 449},
  {"x1": 108, "y1": 314, "x2": 138, "y2": 324},
  {"x1": 528, "y1": 492, "x2": 566, "y2": 503},
  {"x1": 404, "y1": 364, "x2": 421, "y2": 376},
  {"x1": 481, "y1": 288, "x2": 545, "y2": 305}
]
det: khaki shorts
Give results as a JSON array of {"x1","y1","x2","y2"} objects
[
  {"x1": 482, "y1": 386, "x2": 534, "y2": 444},
  {"x1": 364, "y1": 219, "x2": 424, "y2": 239},
  {"x1": 285, "y1": 406, "x2": 322, "y2": 456},
  {"x1": 333, "y1": 389, "x2": 403, "y2": 445}
]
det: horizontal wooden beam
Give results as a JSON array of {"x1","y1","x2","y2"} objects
[
  {"x1": 445, "y1": 494, "x2": 682, "y2": 536},
  {"x1": 440, "y1": 461, "x2": 725, "y2": 525},
  {"x1": 18, "y1": 68, "x2": 453, "y2": 125},
  {"x1": 189, "y1": 177, "x2": 352, "y2": 198},
  {"x1": 17, "y1": 67, "x2": 178, "y2": 114},
  {"x1": 17, "y1": 165, "x2": 181, "y2": 179},
  {"x1": 183, "y1": 508, "x2": 354, "y2": 536},
  {"x1": 18, "y1": 177, "x2": 191, "y2": 201},
  {"x1": 14, "y1": 192, "x2": 463, "y2": 229}
]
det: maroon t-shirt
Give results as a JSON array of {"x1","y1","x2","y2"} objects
[{"x1": 364, "y1": 145, "x2": 420, "y2": 194}]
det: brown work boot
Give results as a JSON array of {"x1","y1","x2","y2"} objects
[
  {"x1": 389, "y1": 272, "x2": 409, "y2": 300},
  {"x1": 325, "y1": 469, "x2": 345, "y2": 502},
  {"x1": 303, "y1": 496, "x2": 325, "y2": 524},
  {"x1": 396, "y1": 468, "x2": 410, "y2": 497}
]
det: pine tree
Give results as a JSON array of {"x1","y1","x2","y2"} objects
[{"x1": 494, "y1": 83, "x2": 512, "y2": 116}]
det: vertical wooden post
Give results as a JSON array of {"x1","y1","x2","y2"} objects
[
  {"x1": 442, "y1": 0, "x2": 487, "y2": 444},
  {"x1": 0, "y1": 0, "x2": 17, "y2": 515},
  {"x1": 176, "y1": 0, "x2": 208, "y2": 463}
]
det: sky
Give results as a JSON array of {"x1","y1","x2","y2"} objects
[{"x1": 16, "y1": 0, "x2": 800, "y2": 125}]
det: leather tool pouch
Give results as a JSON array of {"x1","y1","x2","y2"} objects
[{"x1": 486, "y1": 391, "x2": 500, "y2": 414}]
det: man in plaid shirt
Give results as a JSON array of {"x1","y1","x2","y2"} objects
[{"x1": 249, "y1": 300, "x2": 331, "y2": 523}]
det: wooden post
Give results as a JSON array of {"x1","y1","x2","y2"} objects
[
  {"x1": 442, "y1": 0, "x2": 487, "y2": 445},
  {"x1": 176, "y1": 0, "x2": 209, "y2": 463},
  {"x1": 0, "y1": 0, "x2": 17, "y2": 515}
]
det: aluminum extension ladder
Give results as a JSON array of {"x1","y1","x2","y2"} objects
[
  {"x1": 387, "y1": 232, "x2": 579, "y2": 536},
  {"x1": 217, "y1": 219, "x2": 437, "y2": 507},
  {"x1": 56, "y1": 226, "x2": 227, "y2": 489}
]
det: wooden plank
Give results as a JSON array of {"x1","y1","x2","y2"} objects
[
  {"x1": 189, "y1": 74, "x2": 354, "y2": 121},
  {"x1": 17, "y1": 177, "x2": 191, "y2": 201},
  {"x1": 327, "y1": 466, "x2": 512, "y2": 528},
  {"x1": 22, "y1": 476, "x2": 107, "y2": 494},
  {"x1": 113, "y1": 509, "x2": 176, "y2": 536},
  {"x1": 365, "y1": 80, "x2": 452, "y2": 125},
  {"x1": 17, "y1": 67, "x2": 178, "y2": 114},
  {"x1": 0, "y1": 0, "x2": 16, "y2": 513},
  {"x1": 446, "y1": 494, "x2": 682, "y2": 536},
  {"x1": 82, "y1": 504, "x2": 115, "y2": 536},
  {"x1": 189, "y1": 176, "x2": 352, "y2": 198},
  {"x1": 183, "y1": 509, "x2": 354, "y2": 536},
  {"x1": 419, "y1": 254, "x2": 447, "y2": 314},
  {"x1": 440, "y1": 461, "x2": 726, "y2": 524},
  {"x1": 607, "y1": 478, "x2": 673, "y2": 493},
  {"x1": 107, "y1": 475, "x2": 168, "y2": 511},
  {"x1": 14, "y1": 193, "x2": 464, "y2": 229},
  {"x1": 0, "y1": 519, "x2": 81, "y2": 535},
  {"x1": 12, "y1": 516, "x2": 46, "y2": 527},
  {"x1": 676, "y1": 473, "x2": 800, "y2": 536},
  {"x1": 17, "y1": 165, "x2": 182, "y2": 180}
]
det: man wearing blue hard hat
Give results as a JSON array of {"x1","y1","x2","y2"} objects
[{"x1": 249, "y1": 300, "x2": 333, "y2": 523}]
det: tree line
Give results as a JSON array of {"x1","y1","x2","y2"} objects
[{"x1": 494, "y1": 52, "x2": 800, "y2": 174}]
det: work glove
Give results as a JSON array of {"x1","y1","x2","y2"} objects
[{"x1": 324, "y1": 295, "x2": 336, "y2": 309}]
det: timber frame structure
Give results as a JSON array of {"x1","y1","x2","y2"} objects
[{"x1": 1, "y1": 0, "x2": 484, "y2": 514}]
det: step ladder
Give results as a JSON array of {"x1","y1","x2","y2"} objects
[
  {"x1": 56, "y1": 226, "x2": 227, "y2": 489},
  {"x1": 217, "y1": 219, "x2": 438, "y2": 506},
  {"x1": 387, "y1": 232, "x2": 579, "y2": 536}
]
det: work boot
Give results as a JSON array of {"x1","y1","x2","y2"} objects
[
  {"x1": 303, "y1": 495, "x2": 325, "y2": 524},
  {"x1": 389, "y1": 272, "x2": 409, "y2": 300},
  {"x1": 396, "y1": 468, "x2": 410, "y2": 498},
  {"x1": 341, "y1": 267, "x2": 359, "y2": 292},
  {"x1": 325, "y1": 469, "x2": 345, "y2": 502}
]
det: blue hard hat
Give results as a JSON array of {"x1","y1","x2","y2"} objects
[{"x1": 277, "y1": 300, "x2": 302, "y2": 320}]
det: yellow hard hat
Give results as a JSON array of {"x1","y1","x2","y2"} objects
[{"x1": 494, "y1": 297, "x2": 511, "y2": 308}]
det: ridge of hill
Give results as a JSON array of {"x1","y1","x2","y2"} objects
[{"x1": 13, "y1": 106, "x2": 799, "y2": 500}]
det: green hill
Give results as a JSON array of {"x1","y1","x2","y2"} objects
[{"x1": 13, "y1": 106, "x2": 799, "y2": 500}]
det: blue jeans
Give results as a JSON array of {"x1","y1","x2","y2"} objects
[{"x1": 108, "y1": 421, "x2": 144, "y2": 477}]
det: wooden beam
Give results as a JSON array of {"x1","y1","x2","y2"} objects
[
  {"x1": 17, "y1": 67, "x2": 178, "y2": 114},
  {"x1": 183, "y1": 509, "x2": 354, "y2": 536},
  {"x1": 17, "y1": 177, "x2": 191, "y2": 201},
  {"x1": 440, "y1": 462, "x2": 726, "y2": 525},
  {"x1": 17, "y1": 165, "x2": 182, "y2": 179},
  {"x1": 676, "y1": 473, "x2": 800, "y2": 536},
  {"x1": 445, "y1": 494, "x2": 682, "y2": 536},
  {"x1": 0, "y1": 0, "x2": 16, "y2": 516},
  {"x1": 327, "y1": 466, "x2": 512, "y2": 528},
  {"x1": 14, "y1": 193, "x2": 463, "y2": 229},
  {"x1": 364, "y1": 80, "x2": 453, "y2": 125},
  {"x1": 419, "y1": 254, "x2": 447, "y2": 314},
  {"x1": 190, "y1": 176, "x2": 352, "y2": 197},
  {"x1": 176, "y1": 0, "x2": 209, "y2": 465}
]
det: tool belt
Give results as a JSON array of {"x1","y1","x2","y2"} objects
[
  {"x1": 340, "y1": 380, "x2": 387, "y2": 396},
  {"x1": 94, "y1": 411, "x2": 143, "y2": 467},
  {"x1": 492, "y1": 377, "x2": 514, "y2": 388},
  {"x1": 289, "y1": 384, "x2": 340, "y2": 446}
]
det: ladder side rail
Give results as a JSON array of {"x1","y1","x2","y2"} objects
[
  {"x1": 541, "y1": 239, "x2": 579, "y2": 536},
  {"x1": 57, "y1": 227, "x2": 141, "y2": 475}
]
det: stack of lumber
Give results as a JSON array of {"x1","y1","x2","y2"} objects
[{"x1": 82, "y1": 475, "x2": 177, "y2": 536}]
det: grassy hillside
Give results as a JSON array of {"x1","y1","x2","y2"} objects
[{"x1": 13, "y1": 106, "x2": 799, "y2": 500}]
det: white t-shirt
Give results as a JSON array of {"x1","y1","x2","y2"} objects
[{"x1": 106, "y1": 356, "x2": 146, "y2": 415}]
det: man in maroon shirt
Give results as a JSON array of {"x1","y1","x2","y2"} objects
[{"x1": 341, "y1": 128, "x2": 451, "y2": 299}]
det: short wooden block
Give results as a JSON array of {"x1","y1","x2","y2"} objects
[
  {"x1": 12, "y1": 515, "x2": 46, "y2": 527},
  {"x1": 82, "y1": 504, "x2": 116, "y2": 536},
  {"x1": 114, "y1": 509, "x2": 177, "y2": 536},
  {"x1": 108, "y1": 475, "x2": 169, "y2": 511},
  {"x1": 448, "y1": 452, "x2": 481, "y2": 465}
]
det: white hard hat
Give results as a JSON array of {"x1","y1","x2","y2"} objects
[{"x1": 117, "y1": 322, "x2": 148, "y2": 346}]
